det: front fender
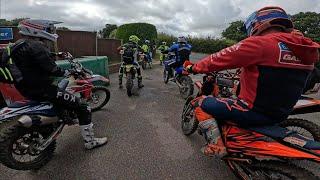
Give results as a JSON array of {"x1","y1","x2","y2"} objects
[{"x1": 87, "y1": 75, "x2": 110, "y2": 86}]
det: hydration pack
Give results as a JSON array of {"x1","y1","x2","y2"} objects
[
  {"x1": 122, "y1": 44, "x2": 136, "y2": 64},
  {"x1": 0, "y1": 40, "x2": 25, "y2": 84}
]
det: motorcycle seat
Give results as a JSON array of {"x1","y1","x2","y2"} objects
[
  {"x1": 250, "y1": 125, "x2": 320, "y2": 150},
  {"x1": 8, "y1": 100, "x2": 41, "y2": 108}
]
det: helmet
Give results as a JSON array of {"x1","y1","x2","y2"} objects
[
  {"x1": 18, "y1": 19, "x2": 62, "y2": 42},
  {"x1": 129, "y1": 35, "x2": 140, "y2": 43},
  {"x1": 243, "y1": 6, "x2": 294, "y2": 37},
  {"x1": 145, "y1": 40, "x2": 150, "y2": 44},
  {"x1": 177, "y1": 36, "x2": 187, "y2": 43},
  {"x1": 162, "y1": 41, "x2": 167, "y2": 45}
]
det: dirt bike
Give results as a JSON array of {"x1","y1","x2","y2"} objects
[
  {"x1": 124, "y1": 64, "x2": 138, "y2": 97},
  {"x1": 159, "y1": 51, "x2": 168, "y2": 66},
  {"x1": 181, "y1": 71, "x2": 320, "y2": 179},
  {"x1": 140, "y1": 53, "x2": 152, "y2": 70},
  {"x1": 65, "y1": 55, "x2": 110, "y2": 111},
  {"x1": 163, "y1": 57, "x2": 194, "y2": 99},
  {"x1": 0, "y1": 77, "x2": 86, "y2": 170}
]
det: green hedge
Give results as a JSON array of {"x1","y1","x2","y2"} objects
[
  {"x1": 157, "y1": 33, "x2": 237, "y2": 54},
  {"x1": 115, "y1": 23, "x2": 157, "y2": 43}
]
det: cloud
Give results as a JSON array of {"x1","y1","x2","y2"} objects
[{"x1": 1, "y1": 0, "x2": 320, "y2": 37}]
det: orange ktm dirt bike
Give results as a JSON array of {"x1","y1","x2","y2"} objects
[{"x1": 181, "y1": 71, "x2": 320, "y2": 179}]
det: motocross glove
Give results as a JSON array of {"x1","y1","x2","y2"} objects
[{"x1": 183, "y1": 60, "x2": 195, "y2": 74}]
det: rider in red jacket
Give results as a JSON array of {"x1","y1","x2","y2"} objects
[{"x1": 184, "y1": 6, "x2": 320, "y2": 157}]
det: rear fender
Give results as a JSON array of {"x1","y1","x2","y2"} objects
[
  {"x1": 222, "y1": 124, "x2": 320, "y2": 162},
  {"x1": 87, "y1": 74, "x2": 110, "y2": 85},
  {"x1": 292, "y1": 98, "x2": 320, "y2": 115}
]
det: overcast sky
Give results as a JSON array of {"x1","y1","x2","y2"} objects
[{"x1": 0, "y1": 0, "x2": 320, "y2": 37}]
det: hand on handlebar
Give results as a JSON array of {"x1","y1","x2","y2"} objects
[{"x1": 183, "y1": 60, "x2": 195, "y2": 74}]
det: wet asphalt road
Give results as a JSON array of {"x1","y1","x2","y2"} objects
[{"x1": 1, "y1": 56, "x2": 319, "y2": 179}]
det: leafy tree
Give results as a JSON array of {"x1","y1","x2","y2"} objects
[
  {"x1": 222, "y1": 20, "x2": 246, "y2": 42},
  {"x1": 0, "y1": 18, "x2": 26, "y2": 26},
  {"x1": 115, "y1": 23, "x2": 157, "y2": 44},
  {"x1": 99, "y1": 24, "x2": 117, "y2": 38},
  {"x1": 109, "y1": 29, "x2": 117, "y2": 38},
  {"x1": 291, "y1": 12, "x2": 320, "y2": 42}
]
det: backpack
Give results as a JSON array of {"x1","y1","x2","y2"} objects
[
  {"x1": 0, "y1": 40, "x2": 25, "y2": 84},
  {"x1": 122, "y1": 44, "x2": 136, "y2": 64}
]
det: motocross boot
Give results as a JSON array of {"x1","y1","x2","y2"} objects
[
  {"x1": 138, "y1": 76, "x2": 144, "y2": 88},
  {"x1": 80, "y1": 123, "x2": 108, "y2": 150},
  {"x1": 199, "y1": 119, "x2": 227, "y2": 157}
]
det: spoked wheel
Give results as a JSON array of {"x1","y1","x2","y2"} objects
[
  {"x1": 226, "y1": 160, "x2": 318, "y2": 180},
  {"x1": 88, "y1": 86, "x2": 110, "y2": 112},
  {"x1": 0, "y1": 124, "x2": 56, "y2": 170},
  {"x1": 179, "y1": 76, "x2": 194, "y2": 99},
  {"x1": 126, "y1": 73, "x2": 134, "y2": 97},
  {"x1": 279, "y1": 118, "x2": 320, "y2": 141},
  {"x1": 181, "y1": 96, "x2": 198, "y2": 136},
  {"x1": 163, "y1": 69, "x2": 170, "y2": 84}
]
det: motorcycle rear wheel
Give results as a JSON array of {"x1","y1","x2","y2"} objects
[
  {"x1": 126, "y1": 74, "x2": 134, "y2": 97},
  {"x1": 163, "y1": 69, "x2": 170, "y2": 84},
  {"x1": 279, "y1": 118, "x2": 320, "y2": 141},
  {"x1": 0, "y1": 123, "x2": 56, "y2": 170},
  {"x1": 226, "y1": 160, "x2": 318, "y2": 180},
  {"x1": 179, "y1": 76, "x2": 194, "y2": 99}
]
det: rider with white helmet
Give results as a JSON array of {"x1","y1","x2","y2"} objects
[{"x1": 8, "y1": 19, "x2": 108, "y2": 150}]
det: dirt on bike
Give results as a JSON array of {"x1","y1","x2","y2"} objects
[
  {"x1": 163, "y1": 58, "x2": 194, "y2": 99},
  {"x1": 181, "y1": 71, "x2": 320, "y2": 179}
]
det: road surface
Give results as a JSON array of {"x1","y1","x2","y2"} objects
[{"x1": 0, "y1": 58, "x2": 319, "y2": 179}]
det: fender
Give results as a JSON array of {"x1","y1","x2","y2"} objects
[{"x1": 87, "y1": 74, "x2": 110, "y2": 86}]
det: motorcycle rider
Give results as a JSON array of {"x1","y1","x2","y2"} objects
[
  {"x1": 141, "y1": 40, "x2": 152, "y2": 64},
  {"x1": 167, "y1": 36, "x2": 192, "y2": 69},
  {"x1": 5, "y1": 19, "x2": 108, "y2": 150},
  {"x1": 184, "y1": 7, "x2": 320, "y2": 157},
  {"x1": 158, "y1": 41, "x2": 169, "y2": 65},
  {"x1": 118, "y1": 35, "x2": 144, "y2": 89}
]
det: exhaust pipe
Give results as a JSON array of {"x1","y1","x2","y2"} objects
[{"x1": 18, "y1": 115, "x2": 59, "y2": 128}]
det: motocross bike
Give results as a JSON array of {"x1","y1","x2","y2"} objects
[
  {"x1": 0, "y1": 78, "x2": 84, "y2": 170},
  {"x1": 64, "y1": 55, "x2": 110, "y2": 111},
  {"x1": 181, "y1": 71, "x2": 320, "y2": 179},
  {"x1": 163, "y1": 56, "x2": 194, "y2": 99},
  {"x1": 159, "y1": 51, "x2": 168, "y2": 66},
  {"x1": 124, "y1": 63, "x2": 139, "y2": 97},
  {"x1": 140, "y1": 53, "x2": 152, "y2": 70}
]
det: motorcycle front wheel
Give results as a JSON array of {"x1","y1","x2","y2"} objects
[
  {"x1": 0, "y1": 123, "x2": 56, "y2": 170},
  {"x1": 89, "y1": 86, "x2": 111, "y2": 112},
  {"x1": 181, "y1": 96, "x2": 199, "y2": 136},
  {"x1": 126, "y1": 73, "x2": 134, "y2": 97}
]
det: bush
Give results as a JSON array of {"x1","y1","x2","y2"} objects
[
  {"x1": 115, "y1": 23, "x2": 157, "y2": 44},
  {"x1": 157, "y1": 33, "x2": 237, "y2": 54}
]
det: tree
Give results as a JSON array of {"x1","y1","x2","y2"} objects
[
  {"x1": 292, "y1": 12, "x2": 320, "y2": 42},
  {"x1": 0, "y1": 18, "x2": 26, "y2": 26},
  {"x1": 99, "y1": 24, "x2": 117, "y2": 38},
  {"x1": 115, "y1": 23, "x2": 157, "y2": 44},
  {"x1": 109, "y1": 29, "x2": 117, "y2": 38},
  {"x1": 222, "y1": 20, "x2": 246, "y2": 42},
  {"x1": 57, "y1": 27, "x2": 71, "y2": 31}
]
